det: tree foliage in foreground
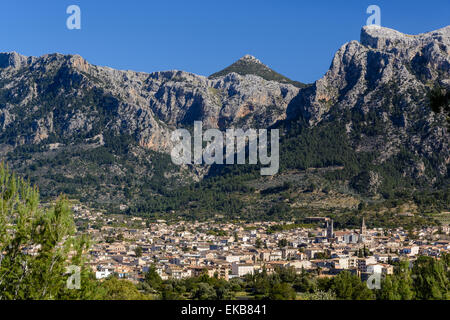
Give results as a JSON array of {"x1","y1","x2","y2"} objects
[
  {"x1": 0, "y1": 163, "x2": 148, "y2": 300},
  {"x1": 0, "y1": 163, "x2": 88, "y2": 299}
]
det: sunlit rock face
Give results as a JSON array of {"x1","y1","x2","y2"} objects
[
  {"x1": 288, "y1": 26, "x2": 449, "y2": 177},
  {"x1": 0, "y1": 25, "x2": 448, "y2": 193}
]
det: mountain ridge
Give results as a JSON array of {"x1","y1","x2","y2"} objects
[{"x1": 0, "y1": 25, "x2": 448, "y2": 218}]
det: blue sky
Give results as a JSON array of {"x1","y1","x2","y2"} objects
[{"x1": 1, "y1": 0, "x2": 448, "y2": 83}]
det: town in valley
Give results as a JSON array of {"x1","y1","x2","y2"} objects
[{"x1": 70, "y1": 204, "x2": 450, "y2": 286}]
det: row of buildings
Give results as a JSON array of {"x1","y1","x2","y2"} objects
[{"x1": 72, "y1": 206, "x2": 450, "y2": 283}]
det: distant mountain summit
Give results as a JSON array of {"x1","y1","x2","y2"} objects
[{"x1": 209, "y1": 54, "x2": 307, "y2": 88}]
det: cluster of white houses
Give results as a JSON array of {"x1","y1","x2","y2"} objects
[{"x1": 72, "y1": 207, "x2": 450, "y2": 283}]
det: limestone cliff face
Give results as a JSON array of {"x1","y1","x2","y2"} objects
[
  {"x1": 288, "y1": 25, "x2": 449, "y2": 178},
  {"x1": 0, "y1": 25, "x2": 448, "y2": 190},
  {"x1": 0, "y1": 52, "x2": 299, "y2": 154}
]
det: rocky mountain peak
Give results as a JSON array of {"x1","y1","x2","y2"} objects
[
  {"x1": 238, "y1": 54, "x2": 265, "y2": 65},
  {"x1": 361, "y1": 25, "x2": 450, "y2": 52},
  {"x1": 0, "y1": 25, "x2": 448, "y2": 212},
  {"x1": 0, "y1": 52, "x2": 30, "y2": 69},
  {"x1": 209, "y1": 54, "x2": 306, "y2": 88},
  {"x1": 290, "y1": 24, "x2": 449, "y2": 180},
  {"x1": 361, "y1": 25, "x2": 409, "y2": 47}
]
